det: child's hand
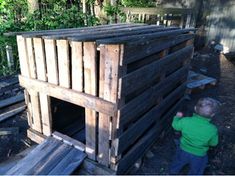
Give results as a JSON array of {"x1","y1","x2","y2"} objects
[{"x1": 176, "y1": 112, "x2": 184, "y2": 117}]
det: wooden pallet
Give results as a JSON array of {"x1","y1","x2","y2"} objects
[
  {"x1": 16, "y1": 23, "x2": 195, "y2": 174},
  {"x1": 186, "y1": 71, "x2": 217, "y2": 94},
  {"x1": 6, "y1": 134, "x2": 87, "y2": 175}
]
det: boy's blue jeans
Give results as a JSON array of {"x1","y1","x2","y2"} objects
[{"x1": 170, "y1": 146, "x2": 208, "y2": 175}]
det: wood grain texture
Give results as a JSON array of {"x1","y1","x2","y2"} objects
[
  {"x1": 98, "y1": 44, "x2": 122, "y2": 166},
  {"x1": 71, "y1": 41, "x2": 83, "y2": 92},
  {"x1": 119, "y1": 66, "x2": 188, "y2": 128},
  {"x1": 28, "y1": 143, "x2": 72, "y2": 175},
  {"x1": 33, "y1": 37, "x2": 52, "y2": 136},
  {"x1": 57, "y1": 40, "x2": 70, "y2": 88},
  {"x1": 44, "y1": 39, "x2": 59, "y2": 85},
  {"x1": 122, "y1": 33, "x2": 194, "y2": 64},
  {"x1": 27, "y1": 128, "x2": 46, "y2": 144},
  {"x1": 48, "y1": 148, "x2": 86, "y2": 175},
  {"x1": 116, "y1": 98, "x2": 185, "y2": 174},
  {"x1": 121, "y1": 45, "x2": 192, "y2": 97},
  {"x1": 6, "y1": 137, "x2": 59, "y2": 174},
  {"x1": 6, "y1": 136, "x2": 86, "y2": 175},
  {"x1": 19, "y1": 75, "x2": 116, "y2": 116},
  {"x1": 26, "y1": 38, "x2": 37, "y2": 79},
  {"x1": 83, "y1": 42, "x2": 98, "y2": 160},
  {"x1": 116, "y1": 82, "x2": 186, "y2": 155},
  {"x1": 16, "y1": 36, "x2": 30, "y2": 77}
]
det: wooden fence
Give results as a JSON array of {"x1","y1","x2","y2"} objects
[{"x1": 121, "y1": 7, "x2": 196, "y2": 28}]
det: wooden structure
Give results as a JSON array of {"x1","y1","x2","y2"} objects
[
  {"x1": 186, "y1": 71, "x2": 217, "y2": 94},
  {"x1": 6, "y1": 133, "x2": 86, "y2": 175},
  {"x1": 17, "y1": 23, "x2": 194, "y2": 174},
  {"x1": 122, "y1": 7, "x2": 195, "y2": 28}
]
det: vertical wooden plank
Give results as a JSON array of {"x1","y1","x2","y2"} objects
[
  {"x1": 33, "y1": 38, "x2": 51, "y2": 136},
  {"x1": 57, "y1": 40, "x2": 70, "y2": 88},
  {"x1": 33, "y1": 38, "x2": 47, "y2": 81},
  {"x1": 26, "y1": 38, "x2": 37, "y2": 79},
  {"x1": 44, "y1": 39, "x2": 59, "y2": 85},
  {"x1": 110, "y1": 45, "x2": 126, "y2": 170},
  {"x1": 83, "y1": 42, "x2": 97, "y2": 160},
  {"x1": 17, "y1": 36, "x2": 33, "y2": 129},
  {"x1": 16, "y1": 36, "x2": 30, "y2": 77},
  {"x1": 71, "y1": 41, "x2": 83, "y2": 92},
  {"x1": 24, "y1": 90, "x2": 33, "y2": 127},
  {"x1": 17, "y1": 36, "x2": 42, "y2": 133},
  {"x1": 98, "y1": 44, "x2": 122, "y2": 167},
  {"x1": 30, "y1": 91, "x2": 42, "y2": 133}
]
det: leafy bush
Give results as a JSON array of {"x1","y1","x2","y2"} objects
[
  {"x1": 121, "y1": 0, "x2": 155, "y2": 7},
  {"x1": 0, "y1": 0, "x2": 99, "y2": 76},
  {"x1": 103, "y1": 3, "x2": 126, "y2": 23}
]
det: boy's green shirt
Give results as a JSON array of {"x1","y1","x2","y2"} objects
[{"x1": 172, "y1": 113, "x2": 218, "y2": 156}]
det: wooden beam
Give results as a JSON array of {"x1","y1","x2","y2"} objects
[
  {"x1": 0, "y1": 105, "x2": 26, "y2": 123},
  {"x1": 0, "y1": 94, "x2": 24, "y2": 109},
  {"x1": 52, "y1": 131, "x2": 85, "y2": 152},
  {"x1": 44, "y1": 39, "x2": 59, "y2": 85},
  {"x1": 122, "y1": 34, "x2": 194, "y2": 64},
  {"x1": 33, "y1": 37, "x2": 52, "y2": 136},
  {"x1": 83, "y1": 42, "x2": 98, "y2": 160},
  {"x1": 19, "y1": 75, "x2": 117, "y2": 116},
  {"x1": 116, "y1": 83, "x2": 186, "y2": 155},
  {"x1": 22, "y1": 24, "x2": 145, "y2": 38},
  {"x1": 27, "y1": 128, "x2": 46, "y2": 144},
  {"x1": 98, "y1": 44, "x2": 122, "y2": 166},
  {"x1": 119, "y1": 66, "x2": 188, "y2": 128},
  {"x1": 116, "y1": 97, "x2": 185, "y2": 174},
  {"x1": 71, "y1": 41, "x2": 83, "y2": 92},
  {"x1": 57, "y1": 40, "x2": 70, "y2": 88}
]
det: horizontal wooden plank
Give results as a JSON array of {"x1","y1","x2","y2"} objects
[
  {"x1": 119, "y1": 66, "x2": 188, "y2": 128},
  {"x1": 116, "y1": 82, "x2": 186, "y2": 155},
  {"x1": 52, "y1": 131, "x2": 85, "y2": 151},
  {"x1": 18, "y1": 75, "x2": 117, "y2": 116},
  {"x1": 22, "y1": 23, "x2": 146, "y2": 38},
  {"x1": 68, "y1": 26, "x2": 176, "y2": 41},
  {"x1": 121, "y1": 7, "x2": 192, "y2": 15},
  {"x1": 97, "y1": 28, "x2": 195, "y2": 45},
  {"x1": 80, "y1": 158, "x2": 116, "y2": 175},
  {"x1": 30, "y1": 144, "x2": 72, "y2": 175},
  {"x1": 45, "y1": 24, "x2": 163, "y2": 40},
  {"x1": 0, "y1": 94, "x2": 24, "y2": 109},
  {"x1": 116, "y1": 97, "x2": 184, "y2": 174},
  {"x1": 0, "y1": 105, "x2": 26, "y2": 123},
  {"x1": 122, "y1": 34, "x2": 194, "y2": 64},
  {"x1": 48, "y1": 148, "x2": 86, "y2": 175},
  {"x1": 6, "y1": 137, "x2": 60, "y2": 174},
  {"x1": 121, "y1": 45, "x2": 193, "y2": 96},
  {"x1": 27, "y1": 128, "x2": 46, "y2": 144}
]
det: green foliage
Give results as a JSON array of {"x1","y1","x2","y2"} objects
[
  {"x1": 103, "y1": 3, "x2": 126, "y2": 23},
  {"x1": 121, "y1": 0, "x2": 155, "y2": 7},
  {"x1": 0, "y1": 0, "x2": 28, "y2": 33},
  {"x1": 0, "y1": 0, "x2": 99, "y2": 76},
  {"x1": 24, "y1": 5, "x2": 98, "y2": 30}
]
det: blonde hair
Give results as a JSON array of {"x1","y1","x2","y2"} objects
[{"x1": 195, "y1": 97, "x2": 220, "y2": 118}]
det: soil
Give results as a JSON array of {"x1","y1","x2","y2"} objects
[
  {"x1": 131, "y1": 48, "x2": 235, "y2": 175},
  {"x1": 0, "y1": 47, "x2": 235, "y2": 175}
]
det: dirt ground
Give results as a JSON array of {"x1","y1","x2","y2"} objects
[
  {"x1": 131, "y1": 48, "x2": 235, "y2": 175},
  {"x1": 0, "y1": 47, "x2": 235, "y2": 175}
]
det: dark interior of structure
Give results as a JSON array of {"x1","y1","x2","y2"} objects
[{"x1": 50, "y1": 97, "x2": 86, "y2": 143}]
